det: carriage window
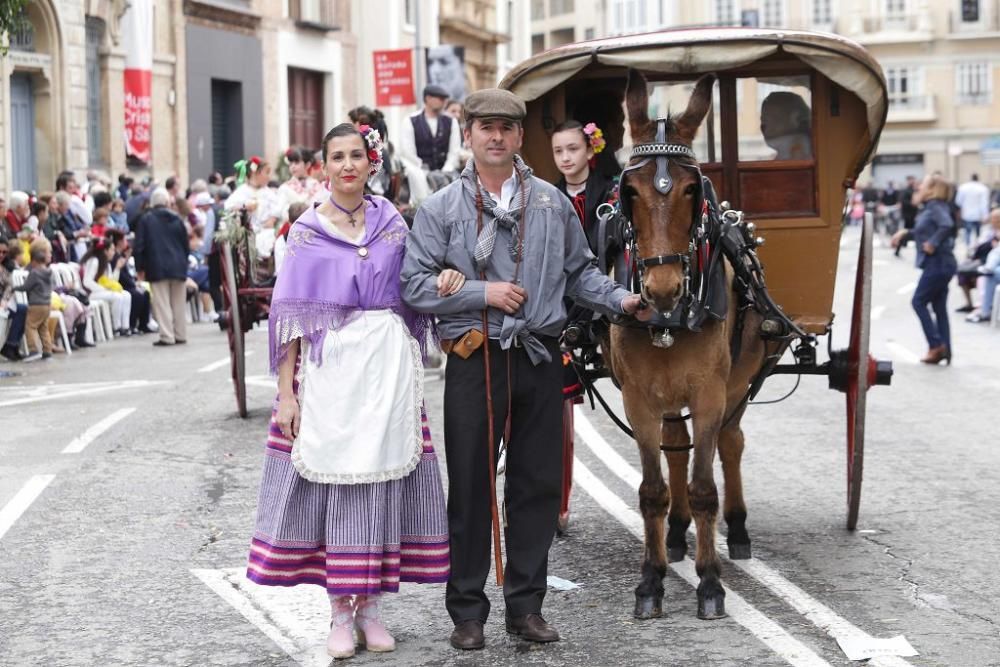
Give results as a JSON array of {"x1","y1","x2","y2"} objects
[
  {"x1": 643, "y1": 79, "x2": 722, "y2": 164},
  {"x1": 739, "y1": 76, "x2": 813, "y2": 162}
]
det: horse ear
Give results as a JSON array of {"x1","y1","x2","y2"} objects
[
  {"x1": 676, "y1": 74, "x2": 716, "y2": 145},
  {"x1": 625, "y1": 68, "x2": 652, "y2": 141}
]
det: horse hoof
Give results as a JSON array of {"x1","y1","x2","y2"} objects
[
  {"x1": 667, "y1": 546, "x2": 687, "y2": 562},
  {"x1": 697, "y1": 593, "x2": 726, "y2": 620},
  {"x1": 633, "y1": 596, "x2": 663, "y2": 619},
  {"x1": 728, "y1": 542, "x2": 752, "y2": 560}
]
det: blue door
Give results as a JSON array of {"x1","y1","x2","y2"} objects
[{"x1": 10, "y1": 72, "x2": 37, "y2": 192}]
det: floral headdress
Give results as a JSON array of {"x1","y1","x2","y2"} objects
[
  {"x1": 358, "y1": 125, "x2": 384, "y2": 176},
  {"x1": 583, "y1": 123, "x2": 606, "y2": 154},
  {"x1": 233, "y1": 155, "x2": 264, "y2": 185}
]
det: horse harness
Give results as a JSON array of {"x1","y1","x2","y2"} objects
[{"x1": 579, "y1": 117, "x2": 808, "y2": 442}]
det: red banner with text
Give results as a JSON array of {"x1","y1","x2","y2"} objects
[
  {"x1": 122, "y1": 0, "x2": 153, "y2": 162},
  {"x1": 373, "y1": 49, "x2": 415, "y2": 107}
]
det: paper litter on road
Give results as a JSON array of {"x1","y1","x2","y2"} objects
[
  {"x1": 546, "y1": 575, "x2": 580, "y2": 591},
  {"x1": 836, "y1": 634, "x2": 918, "y2": 661}
]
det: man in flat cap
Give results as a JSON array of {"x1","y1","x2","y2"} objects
[
  {"x1": 402, "y1": 88, "x2": 651, "y2": 650},
  {"x1": 398, "y1": 84, "x2": 462, "y2": 202}
]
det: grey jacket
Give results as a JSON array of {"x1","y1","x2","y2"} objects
[{"x1": 401, "y1": 171, "x2": 631, "y2": 364}]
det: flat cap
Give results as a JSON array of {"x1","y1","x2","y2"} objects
[
  {"x1": 464, "y1": 88, "x2": 526, "y2": 122},
  {"x1": 423, "y1": 84, "x2": 450, "y2": 99}
]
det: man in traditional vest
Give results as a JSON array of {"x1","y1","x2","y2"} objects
[{"x1": 398, "y1": 84, "x2": 461, "y2": 187}]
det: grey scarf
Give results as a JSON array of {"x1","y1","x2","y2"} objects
[{"x1": 462, "y1": 155, "x2": 533, "y2": 272}]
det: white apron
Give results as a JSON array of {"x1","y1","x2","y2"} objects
[{"x1": 291, "y1": 310, "x2": 423, "y2": 484}]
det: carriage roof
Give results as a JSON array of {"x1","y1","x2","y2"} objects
[{"x1": 499, "y1": 27, "x2": 887, "y2": 178}]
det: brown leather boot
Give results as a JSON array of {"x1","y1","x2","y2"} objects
[
  {"x1": 505, "y1": 613, "x2": 560, "y2": 643},
  {"x1": 920, "y1": 345, "x2": 950, "y2": 365}
]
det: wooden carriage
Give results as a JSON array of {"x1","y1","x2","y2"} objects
[{"x1": 500, "y1": 27, "x2": 893, "y2": 528}]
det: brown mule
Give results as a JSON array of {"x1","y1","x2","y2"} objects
[{"x1": 604, "y1": 70, "x2": 783, "y2": 620}]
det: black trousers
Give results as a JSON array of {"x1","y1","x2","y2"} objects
[{"x1": 444, "y1": 337, "x2": 564, "y2": 623}]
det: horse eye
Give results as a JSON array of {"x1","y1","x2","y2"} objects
[{"x1": 684, "y1": 183, "x2": 698, "y2": 197}]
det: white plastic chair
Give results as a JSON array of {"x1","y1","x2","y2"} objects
[{"x1": 53, "y1": 264, "x2": 96, "y2": 345}]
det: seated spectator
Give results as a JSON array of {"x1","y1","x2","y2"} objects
[
  {"x1": 12, "y1": 238, "x2": 54, "y2": 362},
  {"x1": 25, "y1": 201, "x2": 48, "y2": 234},
  {"x1": 52, "y1": 191, "x2": 89, "y2": 261},
  {"x1": 108, "y1": 229, "x2": 152, "y2": 334},
  {"x1": 0, "y1": 195, "x2": 12, "y2": 242},
  {"x1": 0, "y1": 241, "x2": 29, "y2": 361},
  {"x1": 965, "y1": 209, "x2": 1000, "y2": 323},
  {"x1": 7, "y1": 191, "x2": 30, "y2": 235},
  {"x1": 186, "y1": 227, "x2": 217, "y2": 322},
  {"x1": 80, "y1": 238, "x2": 132, "y2": 336}
]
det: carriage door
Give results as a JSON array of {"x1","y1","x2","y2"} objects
[{"x1": 10, "y1": 72, "x2": 38, "y2": 192}]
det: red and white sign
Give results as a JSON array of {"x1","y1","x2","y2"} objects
[
  {"x1": 122, "y1": 0, "x2": 153, "y2": 163},
  {"x1": 373, "y1": 49, "x2": 415, "y2": 107}
]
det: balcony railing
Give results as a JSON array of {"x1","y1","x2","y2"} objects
[{"x1": 886, "y1": 94, "x2": 937, "y2": 122}]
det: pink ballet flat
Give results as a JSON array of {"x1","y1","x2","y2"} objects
[
  {"x1": 327, "y1": 596, "x2": 356, "y2": 659},
  {"x1": 354, "y1": 595, "x2": 396, "y2": 653}
]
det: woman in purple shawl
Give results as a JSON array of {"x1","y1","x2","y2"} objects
[{"x1": 247, "y1": 123, "x2": 463, "y2": 659}]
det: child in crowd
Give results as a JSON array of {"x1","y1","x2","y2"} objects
[
  {"x1": 109, "y1": 198, "x2": 129, "y2": 231},
  {"x1": 14, "y1": 239, "x2": 54, "y2": 362},
  {"x1": 90, "y1": 208, "x2": 110, "y2": 239}
]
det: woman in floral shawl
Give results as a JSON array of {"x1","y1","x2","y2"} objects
[{"x1": 247, "y1": 123, "x2": 464, "y2": 659}]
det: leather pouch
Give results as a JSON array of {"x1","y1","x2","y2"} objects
[{"x1": 451, "y1": 329, "x2": 485, "y2": 359}]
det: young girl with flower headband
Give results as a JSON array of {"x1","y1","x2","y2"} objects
[
  {"x1": 247, "y1": 122, "x2": 462, "y2": 660},
  {"x1": 549, "y1": 120, "x2": 615, "y2": 259},
  {"x1": 223, "y1": 155, "x2": 283, "y2": 258},
  {"x1": 549, "y1": 120, "x2": 619, "y2": 531}
]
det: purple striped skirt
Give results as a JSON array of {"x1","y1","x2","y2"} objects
[{"x1": 247, "y1": 408, "x2": 450, "y2": 595}]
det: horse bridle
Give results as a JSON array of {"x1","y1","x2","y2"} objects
[{"x1": 616, "y1": 118, "x2": 705, "y2": 305}]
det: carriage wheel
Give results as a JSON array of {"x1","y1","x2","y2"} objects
[
  {"x1": 221, "y1": 242, "x2": 248, "y2": 418},
  {"x1": 845, "y1": 214, "x2": 875, "y2": 530}
]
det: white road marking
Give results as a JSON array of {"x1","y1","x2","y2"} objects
[
  {"x1": 573, "y1": 459, "x2": 832, "y2": 667},
  {"x1": 0, "y1": 475, "x2": 56, "y2": 541},
  {"x1": 192, "y1": 568, "x2": 329, "y2": 667},
  {"x1": 886, "y1": 342, "x2": 921, "y2": 365},
  {"x1": 895, "y1": 282, "x2": 916, "y2": 295},
  {"x1": 573, "y1": 409, "x2": 916, "y2": 667},
  {"x1": 62, "y1": 408, "x2": 136, "y2": 454},
  {"x1": 0, "y1": 380, "x2": 164, "y2": 408},
  {"x1": 198, "y1": 351, "x2": 254, "y2": 374},
  {"x1": 871, "y1": 305, "x2": 886, "y2": 321}
]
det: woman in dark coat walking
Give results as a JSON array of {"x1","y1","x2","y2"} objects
[{"x1": 892, "y1": 174, "x2": 957, "y2": 364}]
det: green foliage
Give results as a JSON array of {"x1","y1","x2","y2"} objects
[{"x1": 0, "y1": 0, "x2": 29, "y2": 57}]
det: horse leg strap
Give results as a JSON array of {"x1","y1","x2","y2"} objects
[{"x1": 661, "y1": 444, "x2": 695, "y2": 452}]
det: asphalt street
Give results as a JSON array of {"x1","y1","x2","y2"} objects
[{"x1": 1, "y1": 224, "x2": 998, "y2": 666}]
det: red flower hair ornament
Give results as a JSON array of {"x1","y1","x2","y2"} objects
[{"x1": 358, "y1": 125, "x2": 384, "y2": 177}]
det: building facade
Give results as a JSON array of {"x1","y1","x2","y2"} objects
[{"x1": 1, "y1": 0, "x2": 186, "y2": 193}]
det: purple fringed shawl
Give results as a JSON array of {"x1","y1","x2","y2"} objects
[{"x1": 268, "y1": 195, "x2": 433, "y2": 374}]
